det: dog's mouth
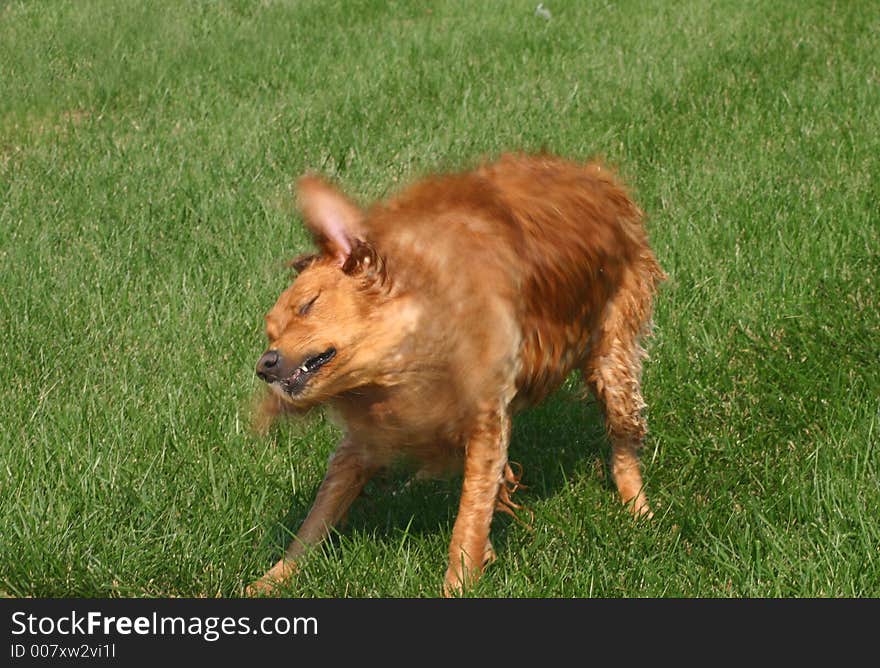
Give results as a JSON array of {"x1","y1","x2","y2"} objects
[{"x1": 279, "y1": 348, "x2": 337, "y2": 396}]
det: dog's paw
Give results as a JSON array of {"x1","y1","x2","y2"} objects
[
  {"x1": 245, "y1": 559, "x2": 298, "y2": 597},
  {"x1": 442, "y1": 578, "x2": 462, "y2": 598},
  {"x1": 625, "y1": 494, "x2": 654, "y2": 520},
  {"x1": 245, "y1": 577, "x2": 279, "y2": 597}
]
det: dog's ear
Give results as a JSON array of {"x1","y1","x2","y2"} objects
[
  {"x1": 342, "y1": 239, "x2": 386, "y2": 286},
  {"x1": 287, "y1": 253, "x2": 320, "y2": 275},
  {"x1": 296, "y1": 175, "x2": 365, "y2": 266}
]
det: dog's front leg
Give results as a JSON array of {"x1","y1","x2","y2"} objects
[
  {"x1": 247, "y1": 438, "x2": 377, "y2": 595},
  {"x1": 444, "y1": 405, "x2": 511, "y2": 596}
]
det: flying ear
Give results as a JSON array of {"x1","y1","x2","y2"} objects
[{"x1": 296, "y1": 175, "x2": 365, "y2": 266}]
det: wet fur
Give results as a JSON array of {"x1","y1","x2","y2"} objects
[{"x1": 248, "y1": 153, "x2": 664, "y2": 595}]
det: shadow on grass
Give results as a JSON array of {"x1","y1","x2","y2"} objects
[{"x1": 260, "y1": 381, "x2": 615, "y2": 560}]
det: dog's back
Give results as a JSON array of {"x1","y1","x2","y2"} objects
[{"x1": 364, "y1": 153, "x2": 663, "y2": 412}]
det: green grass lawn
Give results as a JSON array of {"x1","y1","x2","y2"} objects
[{"x1": 1, "y1": 0, "x2": 877, "y2": 597}]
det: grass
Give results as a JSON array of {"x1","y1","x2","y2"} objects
[{"x1": 1, "y1": 0, "x2": 877, "y2": 598}]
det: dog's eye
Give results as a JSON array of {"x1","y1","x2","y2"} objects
[{"x1": 298, "y1": 294, "x2": 319, "y2": 316}]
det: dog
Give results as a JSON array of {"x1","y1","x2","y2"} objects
[{"x1": 247, "y1": 153, "x2": 664, "y2": 595}]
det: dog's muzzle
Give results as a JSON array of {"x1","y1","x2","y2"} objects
[{"x1": 256, "y1": 348, "x2": 337, "y2": 395}]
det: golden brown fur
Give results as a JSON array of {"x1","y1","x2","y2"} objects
[{"x1": 247, "y1": 153, "x2": 664, "y2": 595}]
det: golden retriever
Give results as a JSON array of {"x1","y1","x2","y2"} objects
[{"x1": 248, "y1": 153, "x2": 664, "y2": 595}]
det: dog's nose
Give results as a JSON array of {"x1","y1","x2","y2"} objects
[{"x1": 256, "y1": 349, "x2": 281, "y2": 382}]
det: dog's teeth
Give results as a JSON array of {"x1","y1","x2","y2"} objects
[{"x1": 300, "y1": 365, "x2": 308, "y2": 372}]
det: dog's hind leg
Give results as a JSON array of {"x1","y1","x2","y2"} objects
[
  {"x1": 247, "y1": 438, "x2": 378, "y2": 595},
  {"x1": 584, "y1": 262, "x2": 661, "y2": 519}
]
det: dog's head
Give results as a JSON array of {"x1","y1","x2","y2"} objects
[{"x1": 256, "y1": 176, "x2": 407, "y2": 408}]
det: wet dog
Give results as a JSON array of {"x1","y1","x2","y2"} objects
[{"x1": 248, "y1": 153, "x2": 664, "y2": 595}]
